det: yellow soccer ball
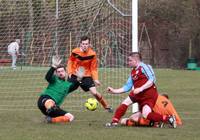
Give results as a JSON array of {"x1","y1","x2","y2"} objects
[{"x1": 84, "y1": 98, "x2": 98, "y2": 111}]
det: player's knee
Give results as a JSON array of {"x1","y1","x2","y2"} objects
[
  {"x1": 92, "y1": 92, "x2": 98, "y2": 97},
  {"x1": 46, "y1": 106, "x2": 56, "y2": 115},
  {"x1": 89, "y1": 87, "x2": 98, "y2": 94},
  {"x1": 92, "y1": 92, "x2": 101, "y2": 99},
  {"x1": 120, "y1": 118, "x2": 129, "y2": 125},
  {"x1": 46, "y1": 105, "x2": 60, "y2": 116},
  {"x1": 44, "y1": 99, "x2": 55, "y2": 109},
  {"x1": 65, "y1": 113, "x2": 74, "y2": 122},
  {"x1": 122, "y1": 97, "x2": 132, "y2": 106},
  {"x1": 129, "y1": 112, "x2": 141, "y2": 122},
  {"x1": 142, "y1": 105, "x2": 152, "y2": 119}
]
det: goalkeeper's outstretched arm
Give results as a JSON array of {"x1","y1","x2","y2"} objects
[
  {"x1": 45, "y1": 55, "x2": 62, "y2": 83},
  {"x1": 45, "y1": 67, "x2": 56, "y2": 83}
]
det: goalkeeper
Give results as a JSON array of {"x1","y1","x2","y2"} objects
[{"x1": 37, "y1": 56, "x2": 75, "y2": 123}]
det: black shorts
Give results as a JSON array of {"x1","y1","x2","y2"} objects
[
  {"x1": 67, "y1": 74, "x2": 95, "y2": 92},
  {"x1": 37, "y1": 95, "x2": 67, "y2": 117}
]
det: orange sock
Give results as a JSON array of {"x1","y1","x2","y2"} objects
[
  {"x1": 94, "y1": 94, "x2": 109, "y2": 109},
  {"x1": 138, "y1": 117, "x2": 151, "y2": 126},
  {"x1": 126, "y1": 118, "x2": 151, "y2": 127},
  {"x1": 51, "y1": 116, "x2": 70, "y2": 123},
  {"x1": 126, "y1": 120, "x2": 135, "y2": 126}
]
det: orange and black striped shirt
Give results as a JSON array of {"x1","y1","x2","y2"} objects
[{"x1": 66, "y1": 47, "x2": 98, "y2": 80}]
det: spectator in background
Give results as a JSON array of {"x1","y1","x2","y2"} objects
[{"x1": 7, "y1": 39, "x2": 20, "y2": 70}]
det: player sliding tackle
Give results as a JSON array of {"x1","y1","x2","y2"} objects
[
  {"x1": 119, "y1": 94, "x2": 182, "y2": 128},
  {"x1": 37, "y1": 55, "x2": 82, "y2": 123},
  {"x1": 106, "y1": 52, "x2": 179, "y2": 128}
]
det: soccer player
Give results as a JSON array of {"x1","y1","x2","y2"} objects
[
  {"x1": 66, "y1": 35, "x2": 112, "y2": 112},
  {"x1": 7, "y1": 39, "x2": 20, "y2": 70},
  {"x1": 106, "y1": 52, "x2": 177, "y2": 128},
  {"x1": 120, "y1": 94, "x2": 182, "y2": 128},
  {"x1": 37, "y1": 56, "x2": 75, "y2": 123}
]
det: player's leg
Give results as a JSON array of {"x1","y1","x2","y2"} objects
[
  {"x1": 112, "y1": 92, "x2": 138, "y2": 124},
  {"x1": 143, "y1": 104, "x2": 165, "y2": 122},
  {"x1": 37, "y1": 95, "x2": 74, "y2": 123},
  {"x1": 143, "y1": 104, "x2": 176, "y2": 128},
  {"x1": 89, "y1": 87, "x2": 112, "y2": 111},
  {"x1": 8, "y1": 52, "x2": 12, "y2": 68},
  {"x1": 154, "y1": 95, "x2": 182, "y2": 126},
  {"x1": 45, "y1": 103, "x2": 74, "y2": 123},
  {"x1": 166, "y1": 101, "x2": 182, "y2": 125},
  {"x1": 11, "y1": 53, "x2": 17, "y2": 69},
  {"x1": 49, "y1": 113, "x2": 74, "y2": 123},
  {"x1": 120, "y1": 112, "x2": 141, "y2": 126},
  {"x1": 112, "y1": 96, "x2": 132, "y2": 123},
  {"x1": 106, "y1": 96, "x2": 132, "y2": 127},
  {"x1": 80, "y1": 77, "x2": 112, "y2": 112},
  {"x1": 45, "y1": 105, "x2": 74, "y2": 123},
  {"x1": 120, "y1": 112, "x2": 153, "y2": 127},
  {"x1": 120, "y1": 118, "x2": 134, "y2": 126},
  {"x1": 121, "y1": 119, "x2": 151, "y2": 127},
  {"x1": 37, "y1": 95, "x2": 53, "y2": 116}
]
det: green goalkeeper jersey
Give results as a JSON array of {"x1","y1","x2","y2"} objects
[{"x1": 40, "y1": 67, "x2": 73, "y2": 106}]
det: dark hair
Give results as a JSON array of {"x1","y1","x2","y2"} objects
[
  {"x1": 128, "y1": 52, "x2": 142, "y2": 60},
  {"x1": 161, "y1": 93, "x2": 169, "y2": 99},
  {"x1": 56, "y1": 65, "x2": 66, "y2": 71},
  {"x1": 80, "y1": 35, "x2": 90, "y2": 42}
]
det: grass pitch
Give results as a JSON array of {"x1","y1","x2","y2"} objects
[{"x1": 0, "y1": 67, "x2": 200, "y2": 140}]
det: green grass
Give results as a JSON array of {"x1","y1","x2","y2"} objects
[{"x1": 0, "y1": 67, "x2": 200, "y2": 140}]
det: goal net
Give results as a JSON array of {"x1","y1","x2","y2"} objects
[{"x1": 0, "y1": 0, "x2": 132, "y2": 112}]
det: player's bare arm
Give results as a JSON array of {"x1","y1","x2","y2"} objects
[{"x1": 107, "y1": 87, "x2": 125, "y2": 94}]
